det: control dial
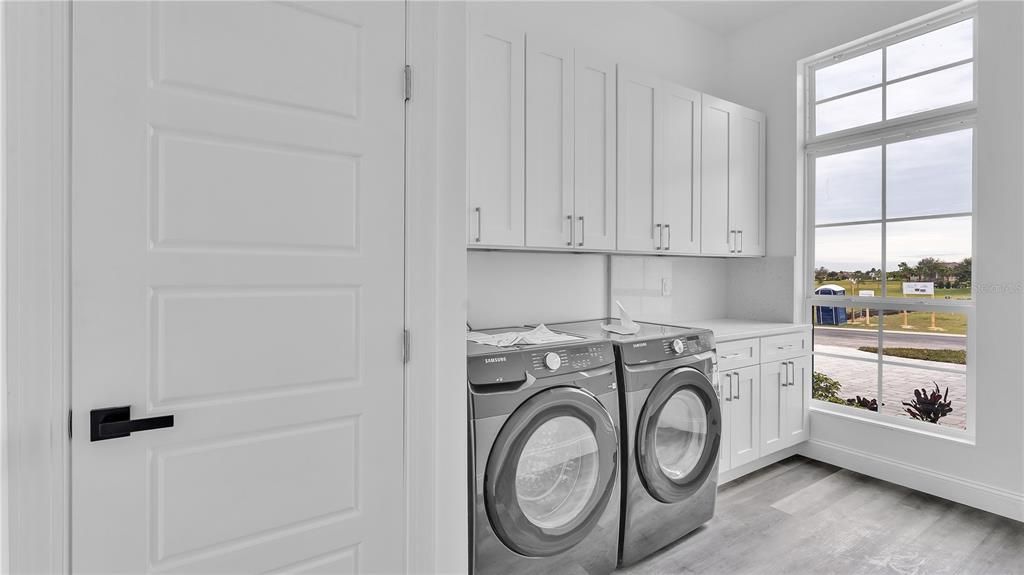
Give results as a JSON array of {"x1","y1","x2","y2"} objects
[
  {"x1": 671, "y1": 339, "x2": 685, "y2": 354},
  {"x1": 544, "y1": 352, "x2": 562, "y2": 371}
]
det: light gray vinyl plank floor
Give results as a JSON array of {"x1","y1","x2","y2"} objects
[{"x1": 622, "y1": 456, "x2": 1024, "y2": 575}]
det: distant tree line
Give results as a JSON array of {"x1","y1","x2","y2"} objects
[{"x1": 815, "y1": 257, "x2": 971, "y2": 289}]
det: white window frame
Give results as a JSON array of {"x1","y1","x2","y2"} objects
[{"x1": 800, "y1": 2, "x2": 978, "y2": 440}]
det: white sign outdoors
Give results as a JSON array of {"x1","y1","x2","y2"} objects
[
  {"x1": 902, "y1": 282, "x2": 935, "y2": 295},
  {"x1": 858, "y1": 290, "x2": 875, "y2": 297}
]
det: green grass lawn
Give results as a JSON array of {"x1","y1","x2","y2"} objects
[
  {"x1": 813, "y1": 280, "x2": 971, "y2": 300},
  {"x1": 813, "y1": 280, "x2": 969, "y2": 335},
  {"x1": 857, "y1": 346, "x2": 967, "y2": 365}
]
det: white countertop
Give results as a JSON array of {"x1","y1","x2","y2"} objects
[{"x1": 678, "y1": 318, "x2": 811, "y2": 343}]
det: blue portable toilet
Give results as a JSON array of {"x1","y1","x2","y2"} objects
[{"x1": 814, "y1": 284, "x2": 848, "y2": 325}]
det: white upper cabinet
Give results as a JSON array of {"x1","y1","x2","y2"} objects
[
  {"x1": 616, "y1": 66, "x2": 659, "y2": 252},
  {"x1": 617, "y1": 69, "x2": 702, "y2": 254},
  {"x1": 468, "y1": 20, "x2": 525, "y2": 247},
  {"x1": 525, "y1": 37, "x2": 573, "y2": 248},
  {"x1": 465, "y1": 23, "x2": 766, "y2": 257},
  {"x1": 572, "y1": 52, "x2": 617, "y2": 250},
  {"x1": 659, "y1": 82, "x2": 702, "y2": 255},
  {"x1": 700, "y1": 95, "x2": 766, "y2": 256}
]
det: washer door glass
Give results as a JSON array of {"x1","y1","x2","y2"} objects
[
  {"x1": 515, "y1": 416, "x2": 600, "y2": 529},
  {"x1": 484, "y1": 385, "x2": 618, "y2": 558},
  {"x1": 654, "y1": 390, "x2": 708, "y2": 479}
]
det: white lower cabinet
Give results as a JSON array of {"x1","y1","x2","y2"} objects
[
  {"x1": 718, "y1": 330, "x2": 811, "y2": 477},
  {"x1": 719, "y1": 365, "x2": 760, "y2": 471}
]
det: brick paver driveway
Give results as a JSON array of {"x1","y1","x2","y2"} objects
[{"x1": 813, "y1": 344, "x2": 967, "y2": 430}]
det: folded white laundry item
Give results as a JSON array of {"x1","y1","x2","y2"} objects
[{"x1": 466, "y1": 324, "x2": 582, "y2": 347}]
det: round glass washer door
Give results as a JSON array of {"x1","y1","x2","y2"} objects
[
  {"x1": 515, "y1": 415, "x2": 601, "y2": 529},
  {"x1": 636, "y1": 367, "x2": 721, "y2": 503},
  {"x1": 485, "y1": 386, "x2": 618, "y2": 557}
]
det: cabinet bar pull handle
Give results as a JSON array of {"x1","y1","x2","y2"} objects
[
  {"x1": 655, "y1": 224, "x2": 663, "y2": 250},
  {"x1": 725, "y1": 373, "x2": 732, "y2": 402},
  {"x1": 733, "y1": 372, "x2": 740, "y2": 400},
  {"x1": 665, "y1": 224, "x2": 671, "y2": 251},
  {"x1": 475, "y1": 207, "x2": 482, "y2": 243},
  {"x1": 578, "y1": 216, "x2": 585, "y2": 247},
  {"x1": 738, "y1": 230, "x2": 744, "y2": 253},
  {"x1": 729, "y1": 230, "x2": 736, "y2": 253},
  {"x1": 567, "y1": 215, "x2": 573, "y2": 246}
]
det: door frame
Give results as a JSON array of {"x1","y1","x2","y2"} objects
[{"x1": 1, "y1": 2, "x2": 469, "y2": 573}]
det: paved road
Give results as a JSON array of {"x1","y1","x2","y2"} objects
[{"x1": 814, "y1": 327, "x2": 966, "y2": 350}]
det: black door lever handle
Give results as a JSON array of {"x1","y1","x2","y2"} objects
[{"x1": 90, "y1": 406, "x2": 174, "y2": 442}]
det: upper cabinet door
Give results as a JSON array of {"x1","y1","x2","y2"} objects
[
  {"x1": 573, "y1": 52, "x2": 617, "y2": 250},
  {"x1": 700, "y1": 95, "x2": 732, "y2": 256},
  {"x1": 616, "y1": 66, "x2": 660, "y2": 252},
  {"x1": 468, "y1": 20, "x2": 525, "y2": 247},
  {"x1": 729, "y1": 104, "x2": 766, "y2": 256},
  {"x1": 659, "y1": 82, "x2": 701, "y2": 255},
  {"x1": 525, "y1": 36, "x2": 573, "y2": 248}
]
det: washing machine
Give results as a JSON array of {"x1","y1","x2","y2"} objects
[
  {"x1": 546, "y1": 320, "x2": 721, "y2": 567},
  {"x1": 468, "y1": 328, "x2": 621, "y2": 575}
]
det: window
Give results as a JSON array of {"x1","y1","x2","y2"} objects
[{"x1": 804, "y1": 10, "x2": 975, "y2": 433}]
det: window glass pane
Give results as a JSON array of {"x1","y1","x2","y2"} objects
[
  {"x1": 815, "y1": 224, "x2": 881, "y2": 284},
  {"x1": 815, "y1": 50, "x2": 882, "y2": 101},
  {"x1": 815, "y1": 147, "x2": 882, "y2": 225},
  {"x1": 812, "y1": 354, "x2": 879, "y2": 410},
  {"x1": 882, "y1": 361, "x2": 967, "y2": 430},
  {"x1": 887, "y1": 63, "x2": 973, "y2": 119},
  {"x1": 815, "y1": 88, "x2": 882, "y2": 136},
  {"x1": 887, "y1": 129, "x2": 972, "y2": 219},
  {"x1": 886, "y1": 19, "x2": 973, "y2": 81},
  {"x1": 885, "y1": 217, "x2": 972, "y2": 300},
  {"x1": 813, "y1": 311, "x2": 879, "y2": 351}
]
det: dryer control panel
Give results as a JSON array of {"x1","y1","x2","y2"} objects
[{"x1": 618, "y1": 330, "x2": 715, "y2": 365}]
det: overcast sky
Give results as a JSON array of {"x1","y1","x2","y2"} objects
[{"x1": 813, "y1": 20, "x2": 973, "y2": 272}]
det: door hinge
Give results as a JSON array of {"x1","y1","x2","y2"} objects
[
  {"x1": 403, "y1": 329, "x2": 411, "y2": 364},
  {"x1": 404, "y1": 65, "x2": 412, "y2": 102}
]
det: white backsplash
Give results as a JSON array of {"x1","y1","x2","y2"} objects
[
  {"x1": 467, "y1": 251, "x2": 610, "y2": 329},
  {"x1": 609, "y1": 256, "x2": 731, "y2": 323}
]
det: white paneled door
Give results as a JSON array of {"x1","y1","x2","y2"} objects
[{"x1": 71, "y1": 3, "x2": 406, "y2": 573}]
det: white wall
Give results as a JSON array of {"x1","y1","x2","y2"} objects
[
  {"x1": 465, "y1": 1, "x2": 732, "y2": 330},
  {"x1": 722, "y1": 0, "x2": 1024, "y2": 515}
]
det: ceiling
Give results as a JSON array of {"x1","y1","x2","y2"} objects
[{"x1": 659, "y1": 1, "x2": 803, "y2": 35}]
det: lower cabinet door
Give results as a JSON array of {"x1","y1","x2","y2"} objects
[
  {"x1": 727, "y1": 365, "x2": 760, "y2": 468},
  {"x1": 760, "y1": 361, "x2": 786, "y2": 456},
  {"x1": 719, "y1": 380, "x2": 732, "y2": 473},
  {"x1": 784, "y1": 355, "x2": 811, "y2": 444}
]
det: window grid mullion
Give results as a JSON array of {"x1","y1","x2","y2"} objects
[
  {"x1": 881, "y1": 45, "x2": 888, "y2": 123},
  {"x1": 881, "y1": 143, "x2": 887, "y2": 298}
]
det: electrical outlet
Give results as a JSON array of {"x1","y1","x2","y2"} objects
[{"x1": 661, "y1": 277, "x2": 672, "y2": 296}]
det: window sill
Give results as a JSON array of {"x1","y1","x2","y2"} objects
[{"x1": 810, "y1": 399, "x2": 975, "y2": 446}]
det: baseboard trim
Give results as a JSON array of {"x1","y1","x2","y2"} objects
[
  {"x1": 719, "y1": 445, "x2": 803, "y2": 485},
  {"x1": 798, "y1": 439, "x2": 1024, "y2": 523}
]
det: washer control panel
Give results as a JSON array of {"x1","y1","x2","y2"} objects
[
  {"x1": 528, "y1": 343, "x2": 614, "y2": 376},
  {"x1": 468, "y1": 341, "x2": 615, "y2": 385}
]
